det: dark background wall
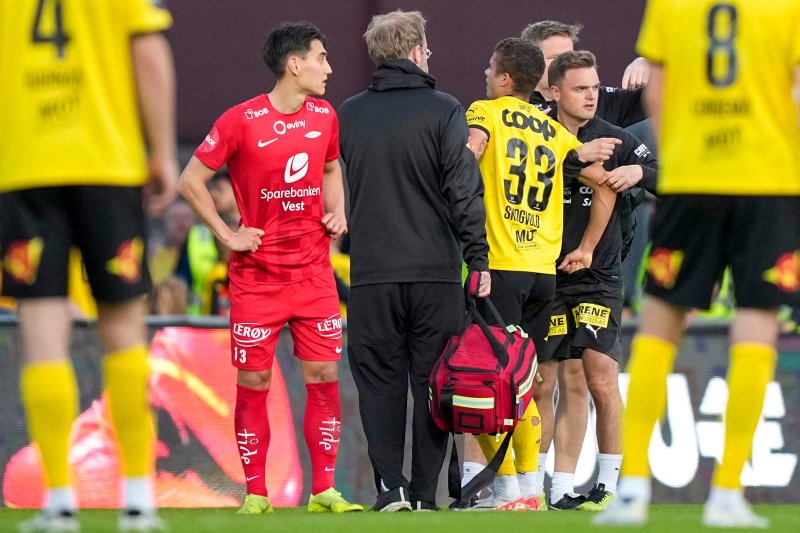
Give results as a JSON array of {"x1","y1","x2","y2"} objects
[{"x1": 169, "y1": 0, "x2": 646, "y2": 144}]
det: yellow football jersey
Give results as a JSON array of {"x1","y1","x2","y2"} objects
[
  {"x1": 467, "y1": 96, "x2": 582, "y2": 274},
  {"x1": 637, "y1": 0, "x2": 800, "y2": 195},
  {"x1": 0, "y1": 0, "x2": 172, "y2": 192}
]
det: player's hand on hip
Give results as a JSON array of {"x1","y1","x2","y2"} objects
[
  {"x1": 321, "y1": 212, "x2": 347, "y2": 240},
  {"x1": 227, "y1": 226, "x2": 265, "y2": 253},
  {"x1": 605, "y1": 165, "x2": 643, "y2": 192},
  {"x1": 477, "y1": 271, "x2": 491, "y2": 297},
  {"x1": 576, "y1": 137, "x2": 622, "y2": 163},
  {"x1": 144, "y1": 154, "x2": 180, "y2": 217},
  {"x1": 558, "y1": 248, "x2": 592, "y2": 274}
]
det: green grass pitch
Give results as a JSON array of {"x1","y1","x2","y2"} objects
[{"x1": 2, "y1": 505, "x2": 799, "y2": 532}]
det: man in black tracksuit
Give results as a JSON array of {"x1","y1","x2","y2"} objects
[
  {"x1": 337, "y1": 10, "x2": 490, "y2": 511},
  {"x1": 544, "y1": 51, "x2": 659, "y2": 510},
  {"x1": 521, "y1": 20, "x2": 647, "y2": 128}
]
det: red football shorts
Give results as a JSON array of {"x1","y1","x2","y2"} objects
[{"x1": 228, "y1": 270, "x2": 343, "y2": 371}]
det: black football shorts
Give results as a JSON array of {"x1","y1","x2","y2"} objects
[{"x1": 0, "y1": 185, "x2": 151, "y2": 303}]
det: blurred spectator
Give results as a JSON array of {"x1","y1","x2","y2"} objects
[
  {"x1": 148, "y1": 276, "x2": 189, "y2": 315},
  {"x1": 184, "y1": 170, "x2": 239, "y2": 315},
  {"x1": 149, "y1": 200, "x2": 196, "y2": 285}
]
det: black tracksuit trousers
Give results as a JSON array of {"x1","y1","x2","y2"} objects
[{"x1": 347, "y1": 282, "x2": 465, "y2": 505}]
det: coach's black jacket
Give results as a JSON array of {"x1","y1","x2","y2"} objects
[
  {"x1": 532, "y1": 86, "x2": 646, "y2": 128},
  {"x1": 558, "y1": 117, "x2": 658, "y2": 281},
  {"x1": 339, "y1": 59, "x2": 489, "y2": 286}
]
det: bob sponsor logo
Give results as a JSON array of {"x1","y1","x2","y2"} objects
[
  {"x1": 245, "y1": 108, "x2": 269, "y2": 120},
  {"x1": 316, "y1": 314, "x2": 342, "y2": 339},
  {"x1": 232, "y1": 322, "x2": 272, "y2": 347},
  {"x1": 306, "y1": 101, "x2": 330, "y2": 114}
]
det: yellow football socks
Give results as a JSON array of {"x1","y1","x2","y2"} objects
[
  {"x1": 713, "y1": 343, "x2": 776, "y2": 489},
  {"x1": 476, "y1": 401, "x2": 541, "y2": 476},
  {"x1": 103, "y1": 344, "x2": 153, "y2": 477},
  {"x1": 21, "y1": 360, "x2": 78, "y2": 489},
  {"x1": 476, "y1": 432, "x2": 516, "y2": 476},
  {"x1": 512, "y1": 401, "x2": 541, "y2": 474},
  {"x1": 620, "y1": 334, "x2": 677, "y2": 478}
]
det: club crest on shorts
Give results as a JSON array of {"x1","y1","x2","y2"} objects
[
  {"x1": 316, "y1": 313, "x2": 342, "y2": 339},
  {"x1": 647, "y1": 247, "x2": 684, "y2": 289},
  {"x1": 106, "y1": 238, "x2": 144, "y2": 283},
  {"x1": 763, "y1": 251, "x2": 800, "y2": 293},
  {"x1": 232, "y1": 322, "x2": 272, "y2": 347},
  {"x1": 3, "y1": 238, "x2": 44, "y2": 285}
]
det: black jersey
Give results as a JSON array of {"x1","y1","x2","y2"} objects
[{"x1": 557, "y1": 117, "x2": 658, "y2": 281}]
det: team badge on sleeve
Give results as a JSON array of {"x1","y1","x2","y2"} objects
[{"x1": 198, "y1": 127, "x2": 220, "y2": 154}]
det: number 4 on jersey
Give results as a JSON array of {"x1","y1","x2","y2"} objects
[{"x1": 31, "y1": 0, "x2": 70, "y2": 59}]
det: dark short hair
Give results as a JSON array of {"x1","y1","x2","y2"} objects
[
  {"x1": 262, "y1": 21, "x2": 326, "y2": 77},
  {"x1": 493, "y1": 37, "x2": 544, "y2": 98},
  {"x1": 548, "y1": 50, "x2": 597, "y2": 88},
  {"x1": 520, "y1": 20, "x2": 583, "y2": 45}
]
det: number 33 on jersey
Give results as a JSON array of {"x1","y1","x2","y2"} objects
[{"x1": 467, "y1": 96, "x2": 582, "y2": 275}]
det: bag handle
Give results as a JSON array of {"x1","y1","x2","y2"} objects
[{"x1": 463, "y1": 272, "x2": 511, "y2": 367}]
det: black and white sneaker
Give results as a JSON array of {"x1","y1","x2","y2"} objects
[
  {"x1": 18, "y1": 510, "x2": 79, "y2": 533},
  {"x1": 549, "y1": 492, "x2": 587, "y2": 510},
  {"x1": 372, "y1": 487, "x2": 412, "y2": 512}
]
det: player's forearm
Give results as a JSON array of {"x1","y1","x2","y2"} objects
[
  {"x1": 580, "y1": 185, "x2": 616, "y2": 252},
  {"x1": 578, "y1": 162, "x2": 607, "y2": 186},
  {"x1": 132, "y1": 33, "x2": 177, "y2": 163},
  {"x1": 178, "y1": 161, "x2": 235, "y2": 246}
]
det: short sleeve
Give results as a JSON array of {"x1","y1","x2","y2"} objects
[
  {"x1": 194, "y1": 109, "x2": 239, "y2": 171},
  {"x1": 126, "y1": 0, "x2": 173, "y2": 35},
  {"x1": 466, "y1": 100, "x2": 493, "y2": 140},
  {"x1": 636, "y1": 0, "x2": 666, "y2": 63}
]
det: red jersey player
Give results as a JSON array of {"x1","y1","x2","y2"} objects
[{"x1": 178, "y1": 21, "x2": 361, "y2": 514}]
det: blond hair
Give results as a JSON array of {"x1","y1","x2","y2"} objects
[{"x1": 364, "y1": 10, "x2": 426, "y2": 65}]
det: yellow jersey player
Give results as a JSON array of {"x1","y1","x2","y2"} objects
[
  {"x1": 463, "y1": 37, "x2": 619, "y2": 511},
  {"x1": 0, "y1": 0, "x2": 178, "y2": 531},
  {"x1": 596, "y1": 0, "x2": 800, "y2": 528}
]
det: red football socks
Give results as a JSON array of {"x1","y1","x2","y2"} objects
[
  {"x1": 304, "y1": 381, "x2": 341, "y2": 495},
  {"x1": 234, "y1": 384, "x2": 270, "y2": 496}
]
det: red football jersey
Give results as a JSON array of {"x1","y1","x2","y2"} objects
[{"x1": 195, "y1": 94, "x2": 339, "y2": 283}]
